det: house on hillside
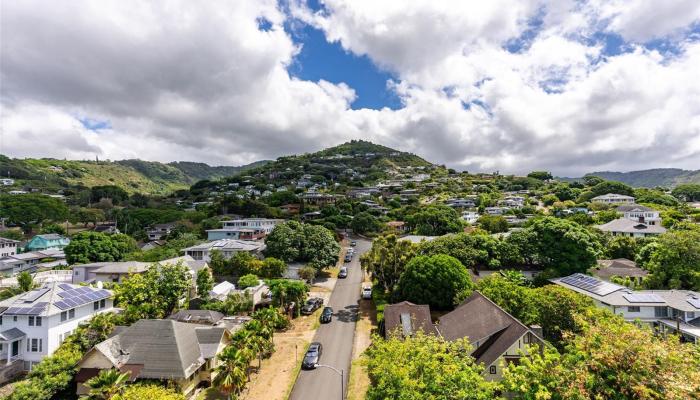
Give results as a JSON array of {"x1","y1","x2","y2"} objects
[
  {"x1": 595, "y1": 218, "x2": 666, "y2": 238},
  {"x1": 382, "y1": 292, "x2": 544, "y2": 381},
  {"x1": 0, "y1": 283, "x2": 114, "y2": 382},
  {"x1": 616, "y1": 204, "x2": 662, "y2": 225},
  {"x1": 75, "y1": 319, "x2": 230, "y2": 397},
  {"x1": 591, "y1": 193, "x2": 635, "y2": 204},
  {"x1": 146, "y1": 222, "x2": 177, "y2": 241},
  {"x1": 0, "y1": 238, "x2": 19, "y2": 258},
  {"x1": 24, "y1": 234, "x2": 70, "y2": 252},
  {"x1": 182, "y1": 239, "x2": 266, "y2": 262},
  {"x1": 462, "y1": 211, "x2": 480, "y2": 224},
  {"x1": 0, "y1": 179, "x2": 14, "y2": 186},
  {"x1": 0, "y1": 249, "x2": 67, "y2": 276},
  {"x1": 386, "y1": 221, "x2": 409, "y2": 234},
  {"x1": 551, "y1": 273, "x2": 700, "y2": 344},
  {"x1": 93, "y1": 222, "x2": 120, "y2": 234}
]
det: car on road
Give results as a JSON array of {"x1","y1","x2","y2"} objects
[
  {"x1": 346, "y1": 247, "x2": 355, "y2": 255},
  {"x1": 338, "y1": 267, "x2": 348, "y2": 278},
  {"x1": 302, "y1": 342, "x2": 323, "y2": 369},
  {"x1": 344, "y1": 253, "x2": 352, "y2": 262},
  {"x1": 351, "y1": 241, "x2": 357, "y2": 246},
  {"x1": 301, "y1": 297, "x2": 324, "y2": 315},
  {"x1": 319, "y1": 306, "x2": 333, "y2": 323},
  {"x1": 362, "y1": 285, "x2": 372, "y2": 299}
]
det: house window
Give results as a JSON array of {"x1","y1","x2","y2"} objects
[
  {"x1": 75, "y1": 270, "x2": 79, "y2": 275},
  {"x1": 0, "y1": 316, "x2": 3, "y2": 325},
  {"x1": 655, "y1": 307, "x2": 668, "y2": 317},
  {"x1": 13, "y1": 316, "x2": 17, "y2": 322},
  {"x1": 489, "y1": 366, "x2": 497, "y2": 374},
  {"x1": 28, "y1": 316, "x2": 42, "y2": 326},
  {"x1": 100, "y1": 299, "x2": 106, "y2": 308},
  {"x1": 523, "y1": 334, "x2": 529, "y2": 344},
  {"x1": 28, "y1": 338, "x2": 42, "y2": 352},
  {"x1": 61, "y1": 311, "x2": 67, "y2": 322},
  {"x1": 94, "y1": 301, "x2": 100, "y2": 311},
  {"x1": 627, "y1": 306, "x2": 640, "y2": 313},
  {"x1": 69, "y1": 309, "x2": 75, "y2": 319}
]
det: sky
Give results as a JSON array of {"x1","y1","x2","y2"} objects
[{"x1": 1, "y1": 0, "x2": 700, "y2": 176}]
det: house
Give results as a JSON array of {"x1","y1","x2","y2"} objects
[
  {"x1": 93, "y1": 222, "x2": 120, "y2": 234},
  {"x1": 301, "y1": 192, "x2": 337, "y2": 206},
  {"x1": 0, "y1": 282, "x2": 114, "y2": 381},
  {"x1": 140, "y1": 240, "x2": 166, "y2": 251},
  {"x1": 591, "y1": 193, "x2": 635, "y2": 204},
  {"x1": 72, "y1": 256, "x2": 208, "y2": 286},
  {"x1": 386, "y1": 221, "x2": 409, "y2": 234},
  {"x1": 596, "y1": 218, "x2": 667, "y2": 238},
  {"x1": 168, "y1": 310, "x2": 225, "y2": 326},
  {"x1": 461, "y1": 211, "x2": 480, "y2": 224},
  {"x1": 220, "y1": 218, "x2": 283, "y2": 234},
  {"x1": 182, "y1": 239, "x2": 266, "y2": 262},
  {"x1": 0, "y1": 250, "x2": 67, "y2": 276},
  {"x1": 484, "y1": 207, "x2": 508, "y2": 215},
  {"x1": 436, "y1": 292, "x2": 545, "y2": 380},
  {"x1": 383, "y1": 301, "x2": 437, "y2": 338},
  {"x1": 400, "y1": 235, "x2": 438, "y2": 244},
  {"x1": 551, "y1": 273, "x2": 700, "y2": 343},
  {"x1": 498, "y1": 196, "x2": 525, "y2": 208},
  {"x1": 279, "y1": 204, "x2": 301, "y2": 214},
  {"x1": 207, "y1": 227, "x2": 266, "y2": 241},
  {"x1": 0, "y1": 179, "x2": 14, "y2": 186},
  {"x1": 75, "y1": 319, "x2": 230, "y2": 397},
  {"x1": 208, "y1": 280, "x2": 270, "y2": 306},
  {"x1": 591, "y1": 258, "x2": 648, "y2": 283},
  {"x1": 382, "y1": 292, "x2": 544, "y2": 381},
  {"x1": 0, "y1": 238, "x2": 19, "y2": 258},
  {"x1": 616, "y1": 204, "x2": 662, "y2": 225},
  {"x1": 445, "y1": 198, "x2": 476, "y2": 208},
  {"x1": 146, "y1": 222, "x2": 177, "y2": 241},
  {"x1": 24, "y1": 234, "x2": 70, "y2": 252}
]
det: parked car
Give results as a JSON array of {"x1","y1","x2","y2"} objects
[
  {"x1": 301, "y1": 297, "x2": 324, "y2": 315},
  {"x1": 338, "y1": 267, "x2": 348, "y2": 278},
  {"x1": 320, "y1": 306, "x2": 333, "y2": 323},
  {"x1": 302, "y1": 342, "x2": 323, "y2": 369},
  {"x1": 362, "y1": 285, "x2": 372, "y2": 299},
  {"x1": 351, "y1": 241, "x2": 357, "y2": 246},
  {"x1": 344, "y1": 254, "x2": 352, "y2": 262}
]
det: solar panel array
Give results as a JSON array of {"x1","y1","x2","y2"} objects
[
  {"x1": 688, "y1": 298, "x2": 700, "y2": 309},
  {"x1": 560, "y1": 273, "x2": 623, "y2": 296},
  {"x1": 20, "y1": 288, "x2": 50, "y2": 303},
  {"x1": 55, "y1": 287, "x2": 111, "y2": 311},
  {"x1": 4, "y1": 302, "x2": 48, "y2": 315},
  {"x1": 623, "y1": 294, "x2": 665, "y2": 303}
]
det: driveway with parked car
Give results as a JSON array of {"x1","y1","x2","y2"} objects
[{"x1": 289, "y1": 237, "x2": 371, "y2": 400}]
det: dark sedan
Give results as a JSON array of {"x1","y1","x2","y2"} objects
[
  {"x1": 302, "y1": 342, "x2": 323, "y2": 369},
  {"x1": 319, "y1": 306, "x2": 333, "y2": 323},
  {"x1": 338, "y1": 267, "x2": 348, "y2": 279}
]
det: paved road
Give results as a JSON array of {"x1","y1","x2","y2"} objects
[{"x1": 289, "y1": 238, "x2": 371, "y2": 400}]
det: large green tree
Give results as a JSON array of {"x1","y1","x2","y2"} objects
[
  {"x1": 365, "y1": 333, "x2": 496, "y2": 400},
  {"x1": 0, "y1": 194, "x2": 68, "y2": 231},
  {"x1": 395, "y1": 254, "x2": 473, "y2": 309},
  {"x1": 406, "y1": 205, "x2": 463, "y2": 236},
  {"x1": 640, "y1": 230, "x2": 700, "y2": 290},
  {"x1": 477, "y1": 215, "x2": 509, "y2": 234},
  {"x1": 672, "y1": 183, "x2": 700, "y2": 201},
  {"x1": 64, "y1": 232, "x2": 137, "y2": 264},
  {"x1": 361, "y1": 234, "x2": 418, "y2": 292},
  {"x1": 265, "y1": 221, "x2": 340, "y2": 270},
  {"x1": 351, "y1": 211, "x2": 381, "y2": 234},
  {"x1": 527, "y1": 217, "x2": 601, "y2": 276}
]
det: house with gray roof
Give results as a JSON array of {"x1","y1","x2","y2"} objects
[
  {"x1": 596, "y1": 217, "x2": 667, "y2": 237},
  {"x1": 552, "y1": 273, "x2": 700, "y2": 344},
  {"x1": 75, "y1": 319, "x2": 230, "y2": 397},
  {"x1": 591, "y1": 193, "x2": 635, "y2": 204},
  {"x1": 183, "y1": 239, "x2": 266, "y2": 262},
  {"x1": 0, "y1": 282, "x2": 114, "y2": 381},
  {"x1": 590, "y1": 258, "x2": 648, "y2": 283}
]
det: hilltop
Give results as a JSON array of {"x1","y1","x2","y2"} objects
[
  {"x1": 581, "y1": 168, "x2": 700, "y2": 188},
  {"x1": 0, "y1": 155, "x2": 266, "y2": 195}
]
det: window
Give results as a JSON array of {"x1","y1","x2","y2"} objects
[
  {"x1": 655, "y1": 307, "x2": 668, "y2": 317},
  {"x1": 627, "y1": 306, "x2": 640, "y2": 313},
  {"x1": 94, "y1": 301, "x2": 99, "y2": 311},
  {"x1": 13, "y1": 316, "x2": 17, "y2": 322},
  {"x1": 28, "y1": 316, "x2": 42, "y2": 326},
  {"x1": 61, "y1": 311, "x2": 67, "y2": 322},
  {"x1": 28, "y1": 338, "x2": 42, "y2": 352},
  {"x1": 489, "y1": 366, "x2": 497, "y2": 374},
  {"x1": 0, "y1": 315, "x2": 3, "y2": 325},
  {"x1": 69, "y1": 309, "x2": 75, "y2": 319},
  {"x1": 100, "y1": 299, "x2": 106, "y2": 308},
  {"x1": 75, "y1": 270, "x2": 79, "y2": 275}
]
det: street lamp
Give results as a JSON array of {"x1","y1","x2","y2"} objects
[{"x1": 314, "y1": 363, "x2": 344, "y2": 400}]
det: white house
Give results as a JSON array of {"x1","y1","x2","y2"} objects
[
  {"x1": 616, "y1": 204, "x2": 662, "y2": 226},
  {"x1": 552, "y1": 273, "x2": 700, "y2": 343},
  {"x1": 0, "y1": 179, "x2": 14, "y2": 186},
  {"x1": 0, "y1": 249, "x2": 67, "y2": 277},
  {"x1": 72, "y1": 256, "x2": 208, "y2": 288},
  {"x1": 498, "y1": 196, "x2": 525, "y2": 208},
  {"x1": 485, "y1": 207, "x2": 509, "y2": 215},
  {"x1": 0, "y1": 238, "x2": 19, "y2": 258},
  {"x1": 462, "y1": 211, "x2": 480, "y2": 224},
  {"x1": 595, "y1": 218, "x2": 667, "y2": 238},
  {"x1": 220, "y1": 218, "x2": 283, "y2": 234},
  {"x1": 0, "y1": 282, "x2": 114, "y2": 379},
  {"x1": 209, "y1": 280, "x2": 270, "y2": 305},
  {"x1": 182, "y1": 239, "x2": 266, "y2": 262},
  {"x1": 591, "y1": 193, "x2": 635, "y2": 204}
]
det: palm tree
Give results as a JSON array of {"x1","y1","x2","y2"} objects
[
  {"x1": 214, "y1": 346, "x2": 251, "y2": 399},
  {"x1": 82, "y1": 369, "x2": 130, "y2": 399}
]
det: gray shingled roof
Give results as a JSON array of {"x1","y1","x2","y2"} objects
[
  {"x1": 383, "y1": 301, "x2": 437, "y2": 337},
  {"x1": 0, "y1": 327, "x2": 26, "y2": 341},
  {"x1": 596, "y1": 218, "x2": 667, "y2": 234},
  {"x1": 169, "y1": 310, "x2": 225, "y2": 325},
  {"x1": 92, "y1": 319, "x2": 225, "y2": 379},
  {"x1": 593, "y1": 258, "x2": 648, "y2": 279},
  {"x1": 616, "y1": 204, "x2": 655, "y2": 212}
]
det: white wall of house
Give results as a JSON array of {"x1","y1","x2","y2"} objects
[{"x1": 485, "y1": 331, "x2": 540, "y2": 381}]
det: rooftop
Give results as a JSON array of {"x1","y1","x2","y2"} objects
[
  {"x1": 183, "y1": 239, "x2": 265, "y2": 252},
  {"x1": 0, "y1": 282, "x2": 112, "y2": 317},
  {"x1": 596, "y1": 218, "x2": 667, "y2": 234}
]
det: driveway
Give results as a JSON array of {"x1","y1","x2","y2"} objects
[{"x1": 289, "y1": 238, "x2": 371, "y2": 400}]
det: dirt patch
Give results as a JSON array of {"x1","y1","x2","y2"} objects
[{"x1": 240, "y1": 312, "x2": 320, "y2": 400}]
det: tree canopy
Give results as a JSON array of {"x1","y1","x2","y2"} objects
[
  {"x1": 640, "y1": 230, "x2": 700, "y2": 290},
  {"x1": 395, "y1": 254, "x2": 473, "y2": 309},
  {"x1": 64, "y1": 231, "x2": 137, "y2": 264},
  {"x1": 264, "y1": 221, "x2": 340, "y2": 270},
  {"x1": 0, "y1": 194, "x2": 69, "y2": 230},
  {"x1": 406, "y1": 205, "x2": 463, "y2": 236},
  {"x1": 672, "y1": 183, "x2": 700, "y2": 201}
]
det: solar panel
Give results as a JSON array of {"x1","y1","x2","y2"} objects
[
  {"x1": 560, "y1": 273, "x2": 623, "y2": 296},
  {"x1": 624, "y1": 294, "x2": 665, "y2": 303},
  {"x1": 58, "y1": 283, "x2": 74, "y2": 290},
  {"x1": 55, "y1": 301, "x2": 69, "y2": 310},
  {"x1": 63, "y1": 298, "x2": 78, "y2": 307},
  {"x1": 26, "y1": 307, "x2": 45, "y2": 315},
  {"x1": 688, "y1": 298, "x2": 700, "y2": 309},
  {"x1": 20, "y1": 288, "x2": 50, "y2": 302}
]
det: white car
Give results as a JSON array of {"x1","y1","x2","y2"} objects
[{"x1": 362, "y1": 285, "x2": 372, "y2": 299}]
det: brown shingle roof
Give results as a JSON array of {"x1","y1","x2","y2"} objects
[
  {"x1": 593, "y1": 258, "x2": 648, "y2": 279},
  {"x1": 436, "y1": 292, "x2": 542, "y2": 367},
  {"x1": 383, "y1": 301, "x2": 437, "y2": 338}
]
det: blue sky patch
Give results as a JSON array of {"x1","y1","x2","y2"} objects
[{"x1": 78, "y1": 117, "x2": 111, "y2": 131}]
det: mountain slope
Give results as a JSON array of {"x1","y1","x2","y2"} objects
[
  {"x1": 0, "y1": 155, "x2": 266, "y2": 195},
  {"x1": 584, "y1": 168, "x2": 700, "y2": 188}
]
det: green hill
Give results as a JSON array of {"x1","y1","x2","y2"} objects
[
  {"x1": 0, "y1": 155, "x2": 266, "y2": 195},
  {"x1": 584, "y1": 168, "x2": 700, "y2": 188}
]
